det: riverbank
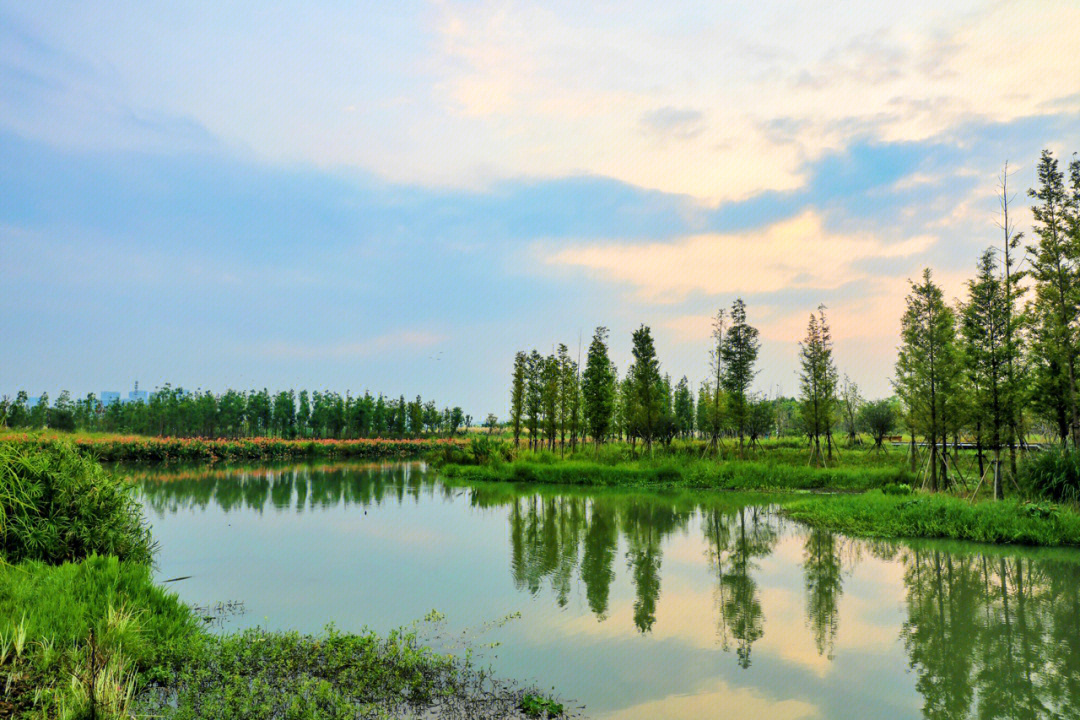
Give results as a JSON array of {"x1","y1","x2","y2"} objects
[
  {"x1": 439, "y1": 454, "x2": 912, "y2": 492},
  {"x1": 436, "y1": 447, "x2": 1080, "y2": 547},
  {"x1": 0, "y1": 441, "x2": 570, "y2": 719},
  {"x1": 0, "y1": 430, "x2": 464, "y2": 464},
  {"x1": 782, "y1": 491, "x2": 1080, "y2": 547}
]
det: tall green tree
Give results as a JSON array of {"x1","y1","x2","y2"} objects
[
  {"x1": 672, "y1": 376, "x2": 694, "y2": 439},
  {"x1": 896, "y1": 269, "x2": 962, "y2": 490},
  {"x1": 541, "y1": 353, "x2": 560, "y2": 451},
  {"x1": 629, "y1": 326, "x2": 664, "y2": 454},
  {"x1": 510, "y1": 351, "x2": 527, "y2": 447},
  {"x1": 582, "y1": 327, "x2": 616, "y2": 449},
  {"x1": 721, "y1": 299, "x2": 760, "y2": 448},
  {"x1": 1027, "y1": 149, "x2": 1080, "y2": 446},
  {"x1": 706, "y1": 308, "x2": 728, "y2": 452},
  {"x1": 959, "y1": 249, "x2": 1019, "y2": 496},
  {"x1": 839, "y1": 375, "x2": 862, "y2": 446},
  {"x1": 524, "y1": 350, "x2": 544, "y2": 450},
  {"x1": 799, "y1": 306, "x2": 839, "y2": 463}
]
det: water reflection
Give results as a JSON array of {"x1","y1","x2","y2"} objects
[{"x1": 134, "y1": 462, "x2": 1080, "y2": 719}]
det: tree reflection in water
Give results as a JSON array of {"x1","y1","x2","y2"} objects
[{"x1": 137, "y1": 463, "x2": 1080, "y2": 718}]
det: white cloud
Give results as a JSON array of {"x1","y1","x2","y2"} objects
[
  {"x1": 8, "y1": 1, "x2": 1078, "y2": 201},
  {"x1": 544, "y1": 210, "x2": 937, "y2": 302}
]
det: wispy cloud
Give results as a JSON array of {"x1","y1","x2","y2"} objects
[{"x1": 544, "y1": 210, "x2": 937, "y2": 302}]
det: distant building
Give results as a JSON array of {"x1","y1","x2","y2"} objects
[
  {"x1": 125, "y1": 381, "x2": 149, "y2": 404},
  {"x1": 101, "y1": 391, "x2": 121, "y2": 406}
]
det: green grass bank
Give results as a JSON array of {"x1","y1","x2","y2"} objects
[{"x1": 782, "y1": 491, "x2": 1080, "y2": 547}]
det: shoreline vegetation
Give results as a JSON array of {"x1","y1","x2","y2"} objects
[
  {"x1": 0, "y1": 441, "x2": 572, "y2": 719},
  {"x1": 0, "y1": 430, "x2": 465, "y2": 463}
]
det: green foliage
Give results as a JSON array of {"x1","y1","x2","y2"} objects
[
  {"x1": 720, "y1": 299, "x2": 760, "y2": 443},
  {"x1": 783, "y1": 491, "x2": 1080, "y2": 546},
  {"x1": 858, "y1": 398, "x2": 897, "y2": 449},
  {"x1": 0, "y1": 555, "x2": 199, "y2": 717},
  {"x1": 0, "y1": 441, "x2": 154, "y2": 564},
  {"x1": 798, "y1": 305, "x2": 839, "y2": 459},
  {"x1": 895, "y1": 268, "x2": 962, "y2": 489},
  {"x1": 882, "y1": 482, "x2": 912, "y2": 495},
  {"x1": 518, "y1": 693, "x2": 565, "y2": 718},
  {"x1": 1018, "y1": 446, "x2": 1080, "y2": 503},
  {"x1": 582, "y1": 327, "x2": 617, "y2": 447},
  {"x1": 137, "y1": 624, "x2": 565, "y2": 720}
]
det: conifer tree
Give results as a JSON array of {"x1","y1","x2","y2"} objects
[
  {"x1": 896, "y1": 269, "x2": 961, "y2": 490},
  {"x1": 798, "y1": 306, "x2": 839, "y2": 463},
  {"x1": 1027, "y1": 149, "x2": 1080, "y2": 446},
  {"x1": 629, "y1": 326, "x2": 663, "y2": 454},
  {"x1": 721, "y1": 299, "x2": 760, "y2": 448},
  {"x1": 510, "y1": 351, "x2": 527, "y2": 447},
  {"x1": 582, "y1": 327, "x2": 616, "y2": 449}
]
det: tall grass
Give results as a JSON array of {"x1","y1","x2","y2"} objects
[
  {"x1": 1018, "y1": 446, "x2": 1080, "y2": 503},
  {"x1": 0, "y1": 555, "x2": 199, "y2": 718},
  {"x1": 0, "y1": 441, "x2": 155, "y2": 564},
  {"x1": 782, "y1": 491, "x2": 1080, "y2": 546}
]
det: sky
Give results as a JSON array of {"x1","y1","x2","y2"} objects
[{"x1": 2, "y1": 1, "x2": 1079, "y2": 417}]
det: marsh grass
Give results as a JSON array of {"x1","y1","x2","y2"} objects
[
  {"x1": 782, "y1": 491, "x2": 1080, "y2": 546},
  {"x1": 0, "y1": 441, "x2": 154, "y2": 564}
]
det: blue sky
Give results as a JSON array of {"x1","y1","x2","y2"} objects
[{"x1": 2, "y1": 1, "x2": 1079, "y2": 416}]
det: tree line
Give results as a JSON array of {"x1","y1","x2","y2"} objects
[
  {"x1": 896, "y1": 150, "x2": 1080, "y2": 491},
  {"x1": 508, "y1": 298, "x2": 893, "y2": 455},
  {"x1": 0, "y1": 386, "x2": 471, "y2": 440},
  {"x1": 507, "y1": 149, "x2": 1080, "y2": 481}
]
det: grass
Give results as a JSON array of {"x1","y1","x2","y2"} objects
[
  {"x1": 782, "y1": 491, "x2": 1080, "y2": 547},
  {"x1": 0, "y1": 440, "x2": 155, "y2": 565},
  {"x1": 440, "y1": 456, "x2": 913, "y2": 492}
]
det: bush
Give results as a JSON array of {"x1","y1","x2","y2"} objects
[
  {"x1": 1019, "y1": 446, "x2": 1080, "y2": 503},
  {"x1": 0, "y1": 441, "x2": 155, "y2": 564}
]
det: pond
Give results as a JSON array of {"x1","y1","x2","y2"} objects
[{"x1": 134, "y1": 461, "x2": 1080, "y2": 720}]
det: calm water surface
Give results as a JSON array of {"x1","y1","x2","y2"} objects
[{"x1": 134, "y1": 462, "x2": 1080, "y2": 720}]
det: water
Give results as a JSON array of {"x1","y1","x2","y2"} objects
[{"x1": 134, "y1": 462, "x2": 1080, "y2": 720}]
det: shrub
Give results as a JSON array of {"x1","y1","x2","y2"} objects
[
  {"x1": 1018, "y1": 446, "x2": 1080, "y2": 503},
  {"x1": 0, "y1": 441, "x2": 155, "y2": 564}
]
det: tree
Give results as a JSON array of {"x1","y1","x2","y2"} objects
[
  {"x1": 556, "y1": 343, "x2": 578, "y2": 456},
  {"x1": 582, "y1": 327, "x2": 616, "y2": 450},
  {"x1": 510, "y1": 351, "x2": 527, "y2": 447},
  {"x1": 859, "y1": 398, "x2": 896, "y2": 452},
  {"x1": 997, "y1": 162, "x2": 1027, "y2": 475},
  {"x1": 629, "y1": 326, "x2": 664, "y2": 454},
  {"x1": 895, "y1": 269, "x2": 962, "y2": 490},
  {"x1": 706, "y1": 308, "x2": 728, "y2": 452},
  {"x1": 721, "y1": 299, "x2": 760, "y2": 448},
  {"x1": 673, "y1": 376, "x2": 694, "y2": 439},
  {"x1": 799, "y1": 305, "x2": 839, "y2": 463},
  {"x1": 536, "y1": 353, "x2": 560, "y2": 450},
  {"x1": 959, "y1": 249, "x2": 1019, "y2": 497},
  {"x1": 1027, "y1": 149, "x2": 1080, "y2": 447},
  {"x1": 839, "y1": 376, "x2": 862, "y2": 446},
  {"x1": 524, "y1": 350, "x2": 544, "y2": 450},
  {"x1": 484, "y1": 413, "x2": 499, "y2": 435}
]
